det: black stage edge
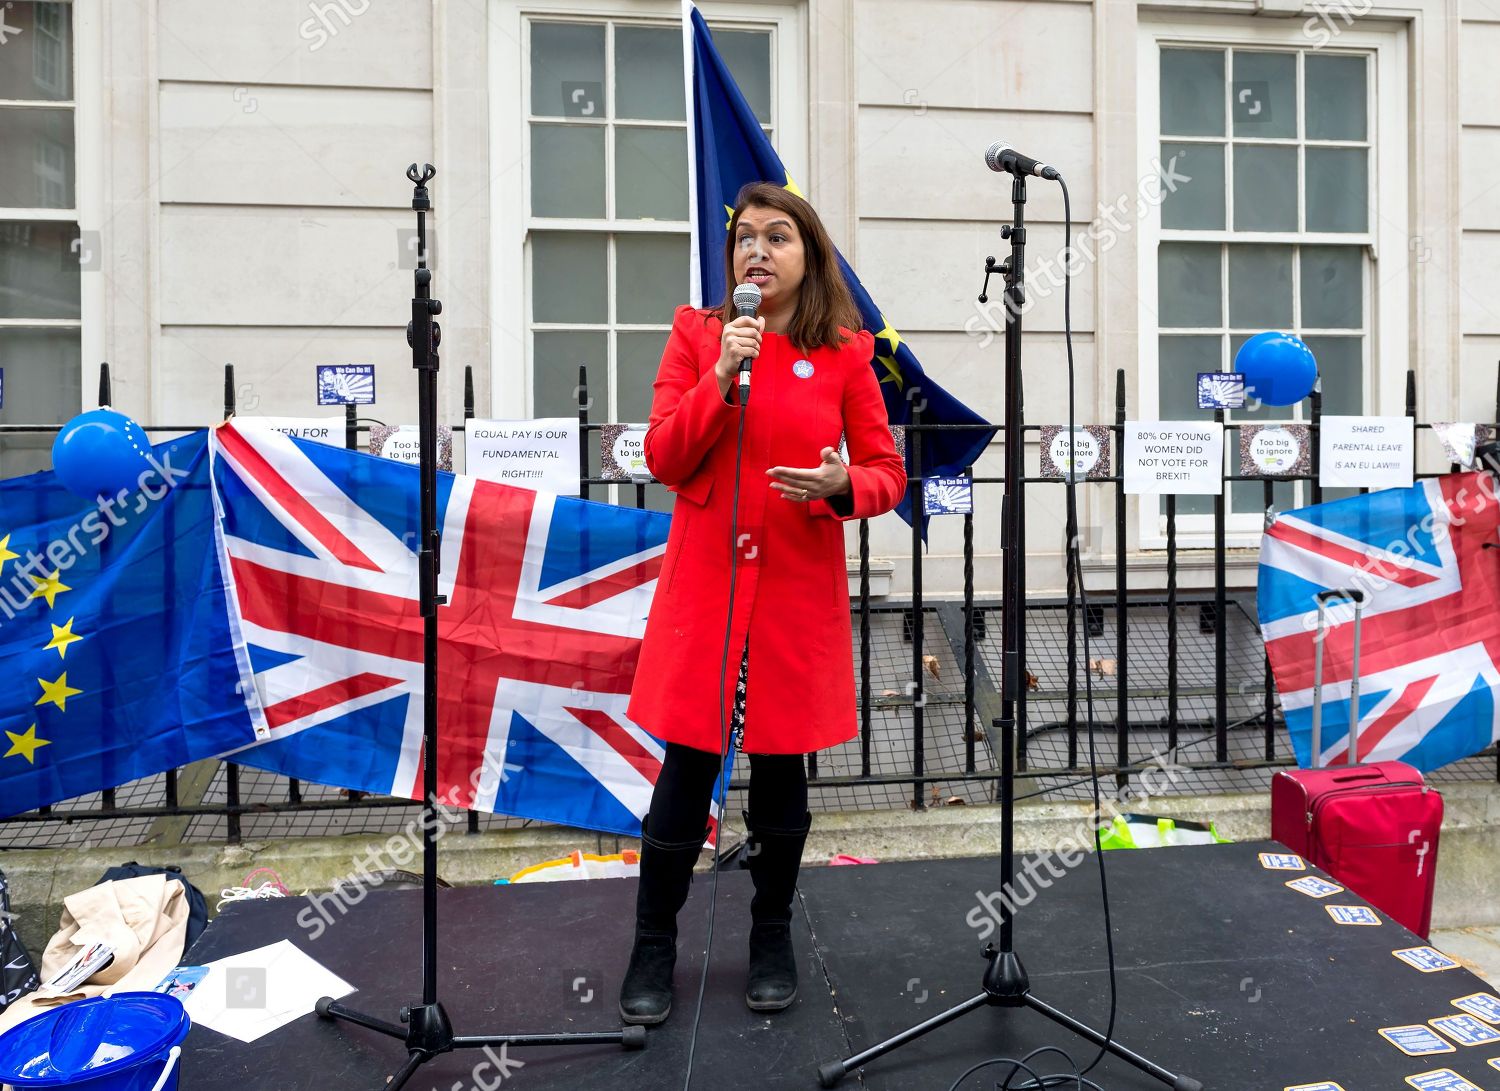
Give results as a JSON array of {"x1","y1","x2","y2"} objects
[{"x1": 182, "y1": 841, "x2": 1500, "y2": 1089}]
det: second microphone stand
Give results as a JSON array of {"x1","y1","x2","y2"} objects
[
  {"x1": 815, "y1": 171, "x2": 1202, "y2": 1091},
  {"x1": 314, "y1": 162, "x2": 645, "y2": 1089}
]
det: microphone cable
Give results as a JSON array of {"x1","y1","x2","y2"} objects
[
  {"x1": 956, "y1": 172, "x2": 1120, "y2": 1091},
  {"x1": 682, "y1": 338, "x2": 752, "y2": 1091}
]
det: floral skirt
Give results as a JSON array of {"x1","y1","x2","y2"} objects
[{"x1": 729, "y1": 643, "x2": 749, "y2": 748}]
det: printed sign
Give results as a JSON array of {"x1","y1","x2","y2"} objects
[
  {"x1": 1197, "y1": 372, "x2": 1245, "y2": 410},
  {"x1": 1258, "y1": 852, "x2": 1305, "y2": 871},
  {"x1": 1393, "y1": 947, "x2": 1461, "y2": 973},
  {"x1": 1241, "y1": 424, "x2": 1310, "y2": 479},
  {"x1": 1405, "y1": 1071, "x2": 1482, "y2": 1091},
  {"x1": 1285, "y1": 1083, "x2": 1346, "y2": 1091},
  {"x1": 1452, "y1": 993, "x2": 1500, "y2": 1025},
  {"x1": 233, "y1": 417, "x2": 345, "y2": 446},
  {"x1": 1319, "y1": 415, "x2": 1415, "y2": 489},
  {"x1": 465, "y1": 418, "x2": 581, "y2": 494},
  {"x1": 1286, "y1": 876, "x2": 1343, "y2": 899},
  {"x1": 1123, "y1": 422, "x2": 1223, "y2": 495},
  {"x1": 1379, "y1": 1024, "x2": 1456, "y2": 1056},
  {"x1": 1326, "y1": 904, "x2": 1381, "y2": 926},
  {"x1": 1430, "y1": 1014, "x2": 1500, "y2": 1047},
  {"x1": 1039, "y1": 425, "x2": 1111, "y2": 480},
  {"x1": 923, "y1": 476, "x2": 973, "y2": 515},
  {"x1": 316, "y1": 364, "x2": 376, "y2": 406},
  {"x1": 369, "y1": 424, "x2": 453, "y2": 471},
  {"x1": 600, "y1": 424, "x2": 651, "y2": 482}
]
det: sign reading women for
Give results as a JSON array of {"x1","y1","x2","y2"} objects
[
  {"x1": 1123, "y1": 422, "x2": 1224, "y2": 495},
  {"x1": 1319, "y1": 416, "x2": 1414, "y2": 489}
]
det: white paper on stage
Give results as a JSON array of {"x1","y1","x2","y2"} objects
[
  {"x1": 182, "y1": 939, "x2": 355, "y2": 1043},
  {"x1": 1122, "y1": 421, "x2": 1223, "y2": 495},
  {"x1": 1319, "y1": 415, "x2": 1414, "y2": 489},
  {"x1": 465, "y1": 418, "x2": 581, "y2": 494},
  {"x1": 233, "y1": 416, "x2": 345, "y2": 446}
]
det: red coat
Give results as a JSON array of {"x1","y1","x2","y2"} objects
[{"x1": 626, "y1": 306, "x2": 907, "y2": 755}]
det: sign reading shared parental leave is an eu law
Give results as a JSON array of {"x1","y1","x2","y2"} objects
[
  {"x1": 1319, "y1": 415, "x2": 1414, "y2": 489},
  {"x1": 1123, "y1": 422, "x2": 1224, "y2": 495},
  {"x1": 464, "y1": 418, "x2": 581, "y2": 494}
]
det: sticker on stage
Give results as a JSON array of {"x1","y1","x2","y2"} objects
[
  {"x1": 1380, "y1": 1024, "x2": 1456, "y2": 1056},
  {"x1": 1285, "y1": 1083, "x2": 1347, "y2": 1091},
  {"x1": 1258, "y1": 852, "x2": 1305, "y2": 871},
  {"x1": 1489, "y1": 1057, "x2": 1500, "y2": 1071},
  {"x1": 1430, "y1": 1014, "x2": 1500, "y2": 1047},
  {"x1": 1393, "y1": 947, "x2": 1461, "y2": 972},
  {"x1": 1286, "y1": 876, "x2": 1343, "y2": 898},
  {"x1": 1404, "y1": 1070, "x2": 1483, "y2": 1090},
  {"x1": 1452, "y1": 994, "x2": 1500, "y2": 1024},
  {"x1": 1326, "y1": 904, "x2": 1381, "y2": 926}
]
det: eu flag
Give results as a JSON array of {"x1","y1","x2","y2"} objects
[
  {"x1": 685, "y1": 4, "x2": 997, "y2": 531},
  {"x1": 0, "y1": 432, "x2": 263, "y2": 817}
]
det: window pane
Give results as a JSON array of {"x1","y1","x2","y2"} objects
[
  {"x1": 1160, "y1": 142, "x2": 1224, "y2": 230},
  {"x1": 1232, "y1": 144, "x2": 1297, "y2": 231},
  {"x1": 1159, "y1": 334, "x2": 1221, "y2": 421},
  {"x1": 616, "y1": 234, "x2": 688, "y2": 324},
  {"x1": 1228, "y1": 244, "x2": 1293, "y2": 330},
  {"x1": 713, "y1": 30, "x2": 772, "y2": 125},
  {"x1": 1304, "y1": 335, "x2": 1362, "y2": 417},
  {"x1": 0, "y1": 327, "x2": 81, "y2": 478},
  {"x1": 616, "y1": 127, "x2": 688, "y2": 220},
  {"x1": 1300, "y1": 246, "x2": 1362, "y2": 329},
  {"x1": 1231, "y1": 51, "x2": 1296, "y2": 140},
  {"x1": 1305, "y1": 148, "x2": 1367, "y2": 233},
  {"x1": 616, "y1": 27, "x2": 684, "y2": 121},
  {"x1": 618, "y1": 330, "x2": 671, "y2": 424},
  {"x1": 530, "y1": 22, "x2": 605, "y2": 119},
  {"x1": 1305, "y1": 55, "x2": 1367, "y2": 141},
  {"x1": 0, "y1": 221, "x2": 80, "y2": 319},
  {"x1": 531, "y1": 233, "x2": 607, "y2": 324},
  {"x1": 530, "y1": 124, "x2": 605, "y2": 218},
  {"x1": 0, "y1": 3, "x2": 72, "y2": 101},
  {"x1": 1161, "y1": 49, "x2": 1224, "y2": 138},
  {"x1": 1231, "y1": 478, "x2": 1296, "y2": 516},
  {"x1": 0, "y1": 106, "x2": 75, "y2": 208},
  {"x1": 1158, "y1": 242, "x2": 1221, "y2": 328},
  {"x1": 534, "y1": 330, "x2": 607, "y2": 418}
]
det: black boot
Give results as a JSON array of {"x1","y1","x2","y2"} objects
[
  {"x1": 619, "y1": 818, "x2": 707, "y2": 1025},
  {"x1": 744, "y1": 810, "x2": 811, "y2": 1012}
]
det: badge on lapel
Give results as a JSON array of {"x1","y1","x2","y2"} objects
[{"x1": 792, "y1": 360, "x2": 815, "y2": 379}]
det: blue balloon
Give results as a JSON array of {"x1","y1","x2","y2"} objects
[
  {"x1": 1234, "y1": 331, "x2": 1319, "y2": 407},
  {"x1": 51, "y1": 408, "x2": 155, "y2": 500}
]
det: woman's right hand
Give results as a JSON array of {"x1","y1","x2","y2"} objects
[{"x1": 716, "y1": 315, "x2": 765, "y2": 388}]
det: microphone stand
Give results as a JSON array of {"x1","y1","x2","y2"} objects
[
  {"x1": 816, "y1": 171, "x2": 1201, "y2": 1091},
  {"x1": 314, "y1": 163, "x2": 646, "y2": 1089}
]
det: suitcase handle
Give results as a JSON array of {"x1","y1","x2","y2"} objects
[
  {"x1": 1325, "y1": 769, "x2": 1385, "y2": 784},
  {"x1": 1312, "y1": 588, "x2": 1365, "y2": 768}
]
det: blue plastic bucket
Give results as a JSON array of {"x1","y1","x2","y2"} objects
[{"x1": 0, "y1": 992, "x2": 189, "y2": 1091}]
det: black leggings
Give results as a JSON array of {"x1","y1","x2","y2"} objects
[{"x1": 646, "y1": 742, "x2": 808, "y2": 842}]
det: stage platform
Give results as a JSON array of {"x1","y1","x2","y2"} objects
[{"x1": 181, "y1": 840, "x2": 1500, "y2": 1089}]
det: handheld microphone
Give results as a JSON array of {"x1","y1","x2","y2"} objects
[
  {"x1": 731, "y1": 282, "x2": 761, "y2": 405},
  {"x1": 985, "y1": 141, "x2": 1060, "y2": 181}
]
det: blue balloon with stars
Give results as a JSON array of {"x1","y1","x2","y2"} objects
[
  {"x1": 51, "y1": 408, "x2": 155, "y2": 500},
  {"x1": 1234, "y1": 332, "x2": 1319, "y2": 407}
]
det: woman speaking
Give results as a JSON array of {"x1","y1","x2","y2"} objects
[{"x1": 620, "y1": 182, "x2": 907, "y2": 1025}]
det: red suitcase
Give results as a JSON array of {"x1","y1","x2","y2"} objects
[{"x1": 1269, "y1": 589, "x2": 1444, "y2": 938}]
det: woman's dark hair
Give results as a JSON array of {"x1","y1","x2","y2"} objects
[{"x1": 715, "y1": 182, "x2": 862, "y2": 352}]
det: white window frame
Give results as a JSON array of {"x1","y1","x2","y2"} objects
[
  {"x1": 0, "y1": 0, "x2": 102, "y2": 424},
  {"x1": 1135, "y1": 13, "x2": 1408, "y2": 549},
  {"x1": 490, "y1": 0, "x2": 807, "y2": 421}
]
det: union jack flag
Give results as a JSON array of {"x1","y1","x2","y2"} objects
[
  {"x1": 1258, "y1": 472, "x2": 1500, "y2": 772},
  {"x1": 209, "y1": 421, "x2": 706, "y2": 836}
]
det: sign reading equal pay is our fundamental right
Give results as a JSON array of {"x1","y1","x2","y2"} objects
[
  {"x1": 1123, "y1": 422, "x2": 1224, "y2": 495},
  {"x1": 1319, "y1": 415, "x2": 1415, "y2": 489}
]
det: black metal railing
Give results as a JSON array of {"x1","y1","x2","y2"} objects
[{"x1": 1, "y1": 359, "x2": 1497, "y2": 847}]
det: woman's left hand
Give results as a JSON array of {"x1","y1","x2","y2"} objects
[{"x1": 767, "y1": 447, "x2": 851, "y2": 502}]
